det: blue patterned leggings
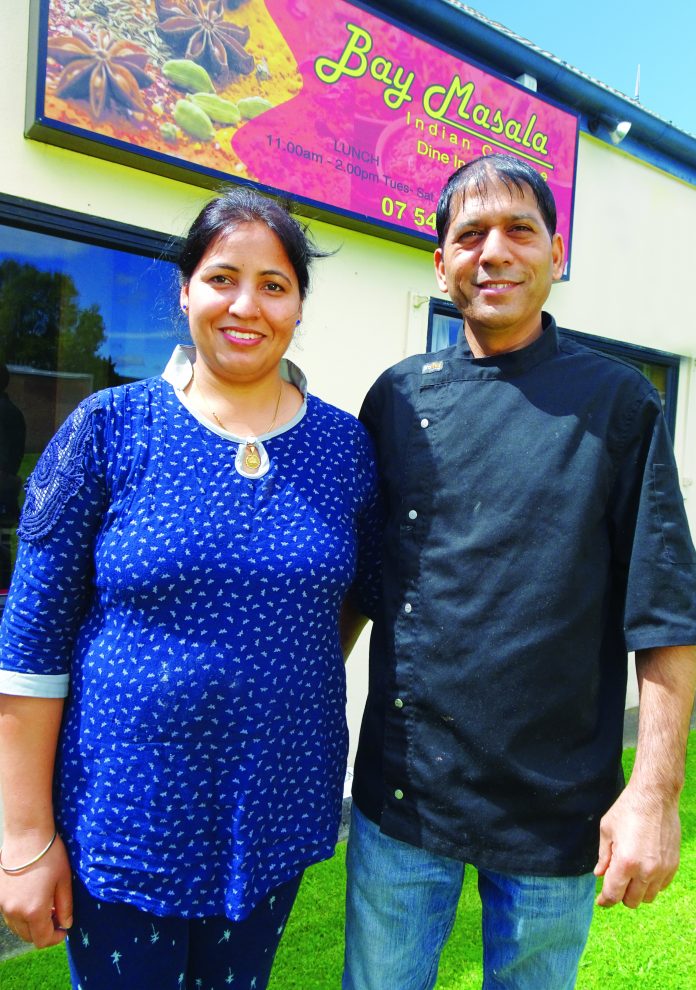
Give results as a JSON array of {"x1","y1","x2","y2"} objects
[{"x1": 65, "y1": 871, "x2": 303, "y2": 990}]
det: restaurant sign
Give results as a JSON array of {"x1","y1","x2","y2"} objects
[{"x1": 27, "y1": 0, "x2": 579, "y2": 258}]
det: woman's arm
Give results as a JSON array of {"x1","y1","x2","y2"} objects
[
  {"x1": 0, "y1": 397, "x2": 112, "y2": 946},
  {"x1": 0, "y1": 695, "x2": 72, "y2": 947}
]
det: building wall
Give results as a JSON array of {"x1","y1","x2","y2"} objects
[{"x1": 4, "y1": 1, "x2": 695, "y2": 745}]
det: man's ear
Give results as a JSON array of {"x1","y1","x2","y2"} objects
[
  {"x1": 551, "y1": 233, "x2": 565, "y2": 281},
  {"x1": 434, "y1": 247, "x2": 448, "y2": 292}
]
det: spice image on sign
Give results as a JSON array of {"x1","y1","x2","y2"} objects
[
  {"x1": 154, "y1": 0, "x2": 254, "y2": 77},
  {"x1": 43, "y1": 0, "x2": 301, "y2": 179},
  {"x1": 48, "y1": 27, "x2": 155, "y2": 119}
]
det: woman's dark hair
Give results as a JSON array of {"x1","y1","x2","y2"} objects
[
  {"x1": 178, "y1": 187, "x2": 323, "y2": 299},
  {"x1": 436, "y1": 153, "x2": 557, "y2": 247}
]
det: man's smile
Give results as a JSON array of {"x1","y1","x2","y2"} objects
[{"x1": 476, "y1": 279, "x2": 521, "y2": 290}]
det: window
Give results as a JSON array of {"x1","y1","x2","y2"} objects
[
  {"x1": 428, "y1": 298, "x2": 461, "y2": 352},
  {"x1": 426, "y1": 298, "x2": 680, "y2": 437},
  {"x1": 0, "y1": 195, "x2": 184, "y2": 592}
]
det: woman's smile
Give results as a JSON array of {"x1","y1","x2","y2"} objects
[{"x1": 220, "y1": 326, "x2": 265, "y2": 346}]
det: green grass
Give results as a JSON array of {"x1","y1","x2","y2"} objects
[{"x1": 2, "y1": 737, "x2": 694, "y2": 989}]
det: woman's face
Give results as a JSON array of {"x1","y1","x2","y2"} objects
[{"x1": 180, "y1": 221, "x2": 302, "y2": 388}]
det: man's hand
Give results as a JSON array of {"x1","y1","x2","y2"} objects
[
  {"x1": 594, "y1": 781, "x2": 681, "y2": 909},
  {"x1": 594, "y1": 644, "x2": 696, "y2": 909}
]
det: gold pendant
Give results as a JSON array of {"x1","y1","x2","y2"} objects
[{"x1": 244, "y1": 443, "x2": 261, "y2": 471}]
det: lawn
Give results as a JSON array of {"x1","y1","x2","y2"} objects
[{"x1": 1, "y1": 738, "x2": 694, "y2": 989}]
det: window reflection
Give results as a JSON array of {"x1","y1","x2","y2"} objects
[
  {"x1": 0, "y1": 223, "x2": 182, "y2": 590},
  {"x1": 0, "y1": 363, "x2": 25, "y2": 589}
]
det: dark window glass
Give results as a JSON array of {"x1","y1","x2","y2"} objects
[{"x1": 0, "y1": 213, "x2": 184, "y2": 592}]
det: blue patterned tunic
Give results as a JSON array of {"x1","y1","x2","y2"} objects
[{"x1": 0, "y1": 349, "x2": 381, "y2": 920}]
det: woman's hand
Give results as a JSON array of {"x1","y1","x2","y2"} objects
[
  {"x1": 0, "y1": 696, "x2": 70, "y2": 948},
  {"x1": 0, "y1": 830, "x2": 73, "y2": 947}
]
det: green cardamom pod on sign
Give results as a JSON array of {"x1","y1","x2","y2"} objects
[
  {"x1": 159, "y1": 122, "x2": 179, "y2": 143},
  {"x1": 237, "y1": 96, "x2": 274, "y2": 120},
  {"x1": 173, "y1": 100, "x2": 215, "y2": 141},
  {"x1": 187, "y1": 93, "x2": 241, "y2": 124},
  {"x1": 163, "y1": 59, "x2": 215, "y2": 94}
]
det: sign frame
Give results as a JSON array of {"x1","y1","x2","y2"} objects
[{"x1": 26, "y1": 0, "x2": 579, "y2": 268}]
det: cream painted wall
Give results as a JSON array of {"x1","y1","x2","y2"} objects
[
  {"x1": 3, "y1": 2, "x2": 695, "y2": 755},
  {"x1": 551, "y1": 137, "x2": 696, "y2": 357}
]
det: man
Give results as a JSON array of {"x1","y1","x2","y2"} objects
[{"x1": 343, "y1": 154, "x2": 696, "y2": 990}]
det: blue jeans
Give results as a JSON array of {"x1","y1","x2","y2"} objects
[{"x1": 343, "y1": 806, "x2": 595, "y2": 990}]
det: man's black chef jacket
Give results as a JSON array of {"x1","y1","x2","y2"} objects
[{"x1": 352, "y1": 316, "x2": 696, "y2": 875}]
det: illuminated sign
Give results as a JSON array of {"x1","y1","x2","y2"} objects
[{"x1": 27, "y1": 0, "x2": 579, "y2": 259}]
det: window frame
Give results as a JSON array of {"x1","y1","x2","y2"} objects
[
  {"x1": 427, "y1": 297, "x2": 461, "y2": 352},
  {"x1": 0, "y1": 193, "x2": 182, "y2": 261},
  {"x1": 0, "y1": 196, "x2": 187, "y2": 606}
]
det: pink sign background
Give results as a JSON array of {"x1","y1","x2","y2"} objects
[
  {"x1": 233, "y1": 0, "x2": 578, "y2": 254},
  {"x1": 34, "y1": 0, "x2": 578, "y2": 258}
]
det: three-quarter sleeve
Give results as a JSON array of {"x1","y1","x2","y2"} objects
[{"x1": 0, "y1": 393, "x2": 108, "y2": 695}]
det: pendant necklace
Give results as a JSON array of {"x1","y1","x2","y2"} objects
[{"x1": 192, "y1": 371, "x2": 283, "y2": 473}]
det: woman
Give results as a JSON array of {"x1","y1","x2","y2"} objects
[{"x1": 0, "y1": 189, "x2": 379, "y2": 988}]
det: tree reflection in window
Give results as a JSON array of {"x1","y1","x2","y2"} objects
[{"x1": 0, "y1": 223, "x2": 182, "y2": 591}]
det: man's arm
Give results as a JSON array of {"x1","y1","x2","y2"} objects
[{"x1": 594, "y1": 644, "x2": 696, "y2": 908}]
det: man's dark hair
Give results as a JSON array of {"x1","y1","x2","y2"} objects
[
  {"x1": 178, "y1": 187, "x2": 325, "y2": 300},
  {"x1": 436, "y1": 154, "x2": 557, "y2": 247}
]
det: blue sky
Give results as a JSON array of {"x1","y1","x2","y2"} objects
[{"x1": 464, "y1": 0, "x2": 695, "y2": 136}]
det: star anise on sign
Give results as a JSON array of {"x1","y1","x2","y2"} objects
[
  {"x1": 155, "y1": 0, "x2": 254, "y2": 78},
  {"x1": 48, "y1": 28, "x2": 154, "y2": 120}
]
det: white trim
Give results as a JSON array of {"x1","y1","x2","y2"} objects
[{"x1": 0, "y1": 670, "x2": 69, "y2": 698}]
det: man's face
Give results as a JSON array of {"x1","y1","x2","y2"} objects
[{"x1": 434, "y1": 174, "x2": 564, "y2": 353}]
